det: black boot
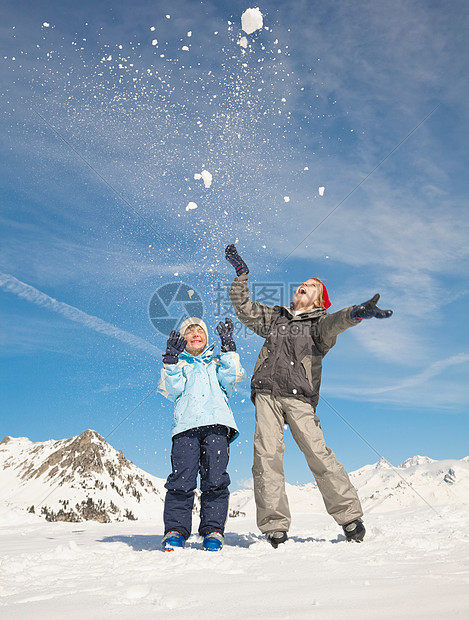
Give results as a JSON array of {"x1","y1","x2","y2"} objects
[
  {"x1": 266, "y1": 531, "x2": 288, "y2": 548},
  {"x1": 343, "y1": 519, "x2": 365, "y2": 542}
]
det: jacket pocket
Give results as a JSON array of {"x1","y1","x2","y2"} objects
[{"x1": 300, "y1": 355, "x2": 313, "y2": 387}]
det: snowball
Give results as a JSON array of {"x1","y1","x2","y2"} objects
[
  {"x1": 201, "y1": 170, "x2": 212, "y2": 188},
  {"x1": 151, "y1": 39, "x2": 158, "y2": 46},
  {"x1": 43, "y1": 22, "x2": 50, "y2": 28},
  {"x1": 194, "y1": 170, "x2": 212, "y2": 188},
  {"x1": 241, "y1": 8, "x2": 263, "y2": 35},
  {"x1": 186, "y1": 202, "x2": 198, "y2": 211},
  {"x1": 318, "y1": 187, "x2": 325, "y2": 196},
  {"x1": 283, "y1": 196, "x2": 290, "y2": 203},
  {"x1": 150, "y1": 26, "x2": 156, "y2": 32},
  {"x1": 182, "y1": 46, "x2": 189, "y2": 51},
  {"x1": 239, "y1": 36, "x2": 248, "y2": 49},
  {"x1": 187, "y1": 31, "x2": 192, "y2": 37}
]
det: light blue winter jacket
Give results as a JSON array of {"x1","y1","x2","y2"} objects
[{"x1": 158, "y1": 344, "x2": 246, "y2": 443}]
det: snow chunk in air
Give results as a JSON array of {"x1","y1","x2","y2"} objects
[
  {"x1": 241, "y1": 8, "x2": 264, "y2": 35},
  {"x1": 194, "y1": 170, "x2": 213, "y2": 188},
  {"x1": 318, "y1": 186, "x2": 325, "y2": 196},
  {"x1": 186, "y1": 202, "x2": 198, "y2": 211},
  {"x1": 239, "y1": 36, "x2": 248, "y2": 49}
]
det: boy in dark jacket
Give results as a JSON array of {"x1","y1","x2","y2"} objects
[{"x1": 225, "y1": 244, "x2": 392, "y2": 546}]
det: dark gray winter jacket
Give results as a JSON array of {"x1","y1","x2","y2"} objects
[{"x1": 230, "y1": 274, "x2": 358, "y2": 408}]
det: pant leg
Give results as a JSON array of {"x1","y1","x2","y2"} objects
[
  {"x1": 198, "y1": 425, "x2": 231, "y2": 536},
  {"x1": 163, "y1": 429, "x2": 200, "y2": 538},
  {"x1": 252, "y1": 393, "x2": 291, "y2": 534},
  {"x1": 280, "y1": 397, "x2": 363, "y2": 525}
]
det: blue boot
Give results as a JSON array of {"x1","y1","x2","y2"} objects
[
  {"x1": 203, "y1": 532, "x2": 224, "y2": 552},
  {"x1": 162, "y1": 531, "x2": 186, "y2": 551}
]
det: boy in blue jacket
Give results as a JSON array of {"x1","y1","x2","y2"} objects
[{"x1": 158, "y1": 316, "x2": 246, "y2": 551}]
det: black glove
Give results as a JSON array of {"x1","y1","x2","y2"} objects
[
  {"x1": 225, "y1": 244, "x2": 249, "y2": 276},
  {"x1": 162, "y1": 330, "x2": 187, "y2": 364},
  {"x1": 350, "y1": 294, "x2": 393, "y2": 320},
  {"x1": 216, "y1": 318, "x2": 236, "y2": 352}
]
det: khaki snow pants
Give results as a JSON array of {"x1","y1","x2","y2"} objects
[{"x1": 253, "y1": 393, "x2": 363, "y2": 533}]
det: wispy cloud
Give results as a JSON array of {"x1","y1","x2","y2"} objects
[
  {"x1": 0, "y1": 271, "x2": 161, "y2": 357},
  {"x1": 362, "y1": 353, "x2": 469, "y2": 395},
  {"x1": 325, "y1": 352, "x2": 469, "y2": 408}
]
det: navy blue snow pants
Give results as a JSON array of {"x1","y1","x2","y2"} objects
[{"x1": 163, "y1": 424, "x2": 231, "y2": 539}]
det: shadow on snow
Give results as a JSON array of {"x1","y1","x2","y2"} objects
[{"x1": 98, "y1": 531, "x2": 339, "y2": 551}]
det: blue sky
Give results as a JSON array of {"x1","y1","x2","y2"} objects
[{"x1": 1, "y1": 0, "x2": 468, "y2": 490}]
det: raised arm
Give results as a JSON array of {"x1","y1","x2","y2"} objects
[
  {"x1": 226, "y1": 244, "x2": 275, "y2": 337},
  {"x1": 158, "y1": 331, "x2": 187, "y2": 400},
  {"x1": 215, "y1": 317, "x2": 246, "y2": 396}
]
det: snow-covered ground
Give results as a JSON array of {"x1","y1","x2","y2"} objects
[
  {"x1": 1, "y1": 503, "x2": 468, "y2": 619},
  {"x1": 2, "y1": 435, "x2": 469, "y2": 618}
]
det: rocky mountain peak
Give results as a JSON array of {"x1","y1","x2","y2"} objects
[
  {"x1": 18, "y1": 429, "x2": 133, "y2": 484},
  {"x1": 0, "y1": 430, "x2": 166, "y2": 523}
]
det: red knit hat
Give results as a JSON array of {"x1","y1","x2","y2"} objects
[{"x1": 314, "y1": 278, "x2": 331, "y2": 309}]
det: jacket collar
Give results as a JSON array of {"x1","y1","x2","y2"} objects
[
  {"x1": 284, "y1": 304, "x2": 328, "y2": 319},
  {"x1": 180, "y1": 343, "x2": 215, "y2": 363}
]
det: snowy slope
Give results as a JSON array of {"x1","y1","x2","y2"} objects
[
  {"x1": 229, "y1": 455, "x2": 469, "y2": 516},
  {"x1": 0, "y1": 430, "x2": 166, "y2": 522},
  {"x1": 1, "y1": 436, "x2": 469, "y2": 618},
  {"x1": 1, "y1": 505, "x2": 468, "y2": 619}
]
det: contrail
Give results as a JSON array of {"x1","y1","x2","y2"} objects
[{"x1": 0, "y1": 271, "x2": 160, "y2": 357}]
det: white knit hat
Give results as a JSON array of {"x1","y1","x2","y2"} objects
[{"x1": 179, "y1": 317, "x2": 209, "y2": 340}]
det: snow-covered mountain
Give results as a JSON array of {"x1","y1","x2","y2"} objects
[
  {"x1": 229, "y1": 455, "x2": 469, "y2": 516},
  {"x1": 0, "y1": 430, "x2": 167, "y2": 522},
  {"x1": 2, "y1": 429, "x2": 468, "y2": 524}
]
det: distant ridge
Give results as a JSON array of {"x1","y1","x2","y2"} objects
[{"x1": 229, "y1": 455, "x2": 469, "y2": 516}]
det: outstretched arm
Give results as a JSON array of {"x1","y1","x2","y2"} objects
[
  {"x1": 350, "y1": 294, "x2": 393, "y2": 321},
  {"x1": 317, "y1": 294, "x2": 392, "y2": 353}
]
